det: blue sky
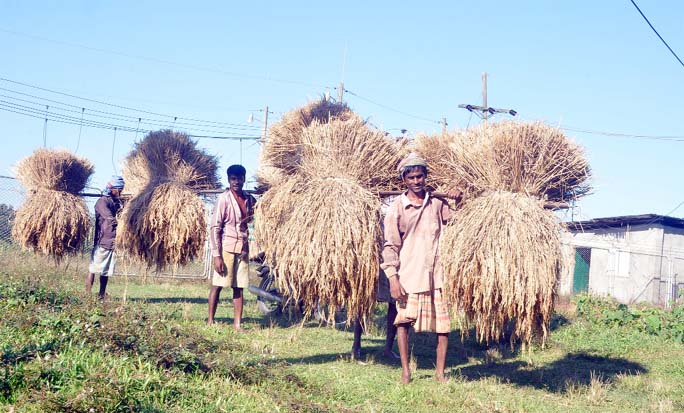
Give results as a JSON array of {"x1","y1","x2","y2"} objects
[{"x1": 1, "y1": 0, "x2": 683, "y2": 220}]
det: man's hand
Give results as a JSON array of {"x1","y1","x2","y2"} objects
[
  {"x1": 446, "y1": 186, "x2": 465, "y2": 204},
  {"x1": 389, "y1": 276, "x2": 407, "y2": 302},
  {"x1": 213, "y1": 256, "x2": 226, "y2": 275}
]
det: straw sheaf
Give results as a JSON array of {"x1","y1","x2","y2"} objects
[
  {"x1": 260, "y1": 99, "x2": 359, "y2": 179},
  {"x1": 122, "y1": 130, "x2": 221, "y2": 196},
  {"x1": 271, "y1": 178, "x2": 381, "y2": 325},
  {"x1": 440, "y1": 191, "x2": 560, "y2": 345},
  {"x1": 12, "y1": 189, "x2": 90, "y2": 259},
  {"x1": 15, "y1": 148, "x2": 94, "y2": 194},
  {"x1": 297, "y1": 119, "x2": 402, "y2": 192},
  {"x1": 416, "y1": 121, "x2": 591, "y2": 201},
  {"x1": 117, "y1": 182, "x2": 207, "y2": 270},
  {"x1": 253, "y1": 176, "x2": 301, "y2": 260}
]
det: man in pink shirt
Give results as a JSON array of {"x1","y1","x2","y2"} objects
[
  {"x1": 382, "y1": 154, "x2": 463, "y2": 384},
  {"x1": 207, "y1": 164, "x2": 256, "y2": 331}
]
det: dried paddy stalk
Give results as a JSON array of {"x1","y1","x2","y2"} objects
[
  {"x1": 416, "y1": 122, "x2": 591, "y2": 201},
  {"x1": 260, "y1": 98, "x2": 359, "y2": 179},
  {"x1": 15, "y1": 148, "x2": 93, "y2": 193},
  {"x1": 441, "y1": 191, "x2": 560, "y2": 344},
  {"x1": 122, "y1": 129, "x2": 220, "y2": 195},
  {"x1": 12, "y1": 189, "x2": 90, "y2": 259},
  {"x1": 12, "y1": 149, "x2": 93, "y2": 259},
  {"x1": 119, "y1": 130, "x2": 219, "y2": 269},
  {"x1": 272, "y1": 178, "x2": 381, "y2": 324},
  {"x1": 117, "y1": 182, "x2": 207, "y2": 270}
]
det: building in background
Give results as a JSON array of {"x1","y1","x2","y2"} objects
[{"x1": 560, "y1": 215, "x2": 684, "y2": 307}]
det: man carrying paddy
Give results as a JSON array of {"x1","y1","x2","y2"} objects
[{"x1": 382, "y1": 154, "x2": 462, "y2": 384}]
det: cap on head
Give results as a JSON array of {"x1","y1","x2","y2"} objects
[
  {"x1": 398, "y1": 153, "x2": 428, "y2": 179},
  {"x1": 109, "y1": 175, "x2": 125, "y2": 189}
]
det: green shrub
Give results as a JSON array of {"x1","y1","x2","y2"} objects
[{"x1": 575, "y1": 294, "x2": 684, "y2": 342}]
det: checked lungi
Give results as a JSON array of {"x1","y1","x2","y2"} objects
[{"x1": 394, "y1": 288, "x2": 450, "y2": 333}]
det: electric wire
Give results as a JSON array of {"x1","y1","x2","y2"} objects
[
  {"x1": 0, "y1": 78, "x2": 261, "y2": 129},
  {"x1": 629, "y1": 0, "x2": 684, "y2": 70},
  {"x1": 0, "y1": 28, "x2": 328, "y2": 89},
  {"x1": 343, "y1": 88, "x2": 440, "y2": 124}
]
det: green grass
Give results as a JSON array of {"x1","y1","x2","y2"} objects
[{"x1": 1, "y1": 251, "x2": 684, "y2": 412}]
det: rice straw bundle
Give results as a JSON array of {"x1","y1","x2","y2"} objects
[
  {"x1": 440, "y1": 191, "x2": 560, "y2": 344},
  {"x1": 122, "y1": 129, "x2": 220, "y2": 196},
  {"x1": 12, "y1": 149, "x2": 93, "y2": 259},
  {"x1": 260, "y1": 98, "x2": 359, "y2": 182},
  {"x1": 271, "y1": 178, "x2": 381, "y2": 324},
  {"x1": 416, "y1": 121, "x2": 591, "y2": 201},
  {"x1": 118, "y1": 130, "x2": 220, "y2": 269},
  {"x1": 487, "y1": 121, "x2": 591, "y2": 201},
  {"x1": 416, "y1": 121, "x2": 591, "y2": 344},
  {"x1": 118, "y1": 182, "x2": 207, "y2": 268},
  {"x1": 256, "y1": 118, "x2": 401, "y2": 324}
]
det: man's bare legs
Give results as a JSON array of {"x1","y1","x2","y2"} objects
[
  {"x1": 86, "y1": 273, "x2": 109, "y2": 300},
  {"x1": 207, "y1": 285, "x2": 222, "y2": 325},
  {"x1": 396, "y1": 323, "x2": 411, "y2": 384},
  {"x1": 233, "y1": 287, "x2": 244, "y2": 331},
  {"x1": 351, "y1": 303, "x2": 399, "y2": 360},
  {"x1": 436, "y1": 333, "x2": 449, "y2": 383},
  {"x1": 384, "y1": 304, "x2": 398, "y2": 358},
  {"x1": 208, "y1": 286, "x2": 244, "y2": 332}
]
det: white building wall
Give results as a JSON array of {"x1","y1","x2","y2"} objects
[{"x1": 560, "y1": 224, "x2": 684, "y2": 305}]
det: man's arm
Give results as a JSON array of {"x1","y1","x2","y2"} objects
[
  {"x1": 209, "y1": 194, "x2": 227, "y2": 273},
  {"x1": 381, "y1": 205, "x2": 407, "y2": 301}
]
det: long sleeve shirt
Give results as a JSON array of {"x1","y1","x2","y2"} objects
[
  {"x1": 380, "y1": 192, "x2": 452, "y2": 294},
  {"x1": 209, "y1": 189, "x2": 256, "y2": 257},
  {"x1": 93, "y1": 195, "x2": 121, "y2": 250}
]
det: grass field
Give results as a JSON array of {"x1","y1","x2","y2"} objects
[{"x1": 1, "y1": 250, "x2": 684, "y2": 412}]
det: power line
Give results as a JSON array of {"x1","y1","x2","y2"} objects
[
  {"x1": 343, "y1": 88, "x2": 440, "y2": 124},
  {"x1": 0, "y1": 94, "x2": 259, "y2": 133},
  {"x1": 0, "y1": 78, "x2": 261, "y2": 129},
  {"x1": 0, "y1": 104, "x2": 259, "y2": 140},
  {"x1": 0, "y1": 27, "x2": 328, "y2": 89},
  {"x1": 563, "y1": 126, "x2": 684, "y2": 142},
  {"x1": 628, "y1": 0, "x2": 684, "y2": 70}
]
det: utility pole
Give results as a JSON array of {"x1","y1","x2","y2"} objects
[
  {"x1": 262, "y1": 105, "x2": 269, "y2": 140},
  {"x1": 338, "y1": 82, "x2": 344, "y2": 103},
  {"x1": 441, "y1": 117, "x2": 448, "y2": 134},
  {"x1": 458, "y1": 71, "x2": 517, "y2": 123},
  {"x1": 482, "y1": 72, "x2": 488, "y2": 124}
]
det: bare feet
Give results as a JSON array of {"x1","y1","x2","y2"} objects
[
  {"x1": 234, "y1": 325, "x2": 246, "y2": 333},
  {"x1": 435, "y1": 373, "x2": 448, "y2": 383},
  {"x1": 401, "y1": 371, "x2": 411, "y2": 384}
]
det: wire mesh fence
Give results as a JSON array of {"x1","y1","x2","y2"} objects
[{"x1": 0, "y1": 175, "x2": 213, "y2": 280}]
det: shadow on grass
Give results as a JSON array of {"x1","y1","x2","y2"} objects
[{"x1": 456, "y1": 352, "x2": 647, "y2": 393}]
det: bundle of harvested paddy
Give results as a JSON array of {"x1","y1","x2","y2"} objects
[
  {"x1": 271, "y1": 177, "x2": 381, "y2": 324},
  {"x1": 440, "y1": 191, "x2": 560, "y2": 344},
  {"x1": 118, "y1": 182, "x2": 207, "y2": 268},
  {"x1": 416, "y1": 121, "x2": 591, "y2": 201},
  {"x1": 260, "y1": 98, "x2": 359, "y2": 181},
  {"x1": 122, "y1": 129, "x2": 220, "y2": 196},
  {"x1": 255, "y1": 118, "x2": 401, "y2": 324},
  {"x1": 416, "y1": 121, "x2": 591, "y2": 345},
  {"x1": 118, "y1": 130, "x2": 220, "y2": 269},
  {"x1": 12, "y1": 149, "x2": 93, "y2": 259}
]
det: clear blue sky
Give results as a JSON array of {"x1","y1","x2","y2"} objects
[{"x1": 1, "y1": 0, "x2": 683, "y2": 220}]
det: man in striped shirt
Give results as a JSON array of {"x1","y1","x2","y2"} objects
[{"x1": 207, "y1": 164, "x2": 256, "y2": 331}]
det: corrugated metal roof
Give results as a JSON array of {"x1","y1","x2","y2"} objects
[{"x1": 565, "y1": 214, "x2": 684, "y2": 231}]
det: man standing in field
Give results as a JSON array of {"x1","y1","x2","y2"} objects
[
  {"x1": 86, "y1": 175, "x2": 125, "y2": 301},
  {"x1": 382, "y1": 154, "x2": 462, "y2": 383},
  {"x1": 208, "y1": 164, "x2": 256, "y2": 331}
]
